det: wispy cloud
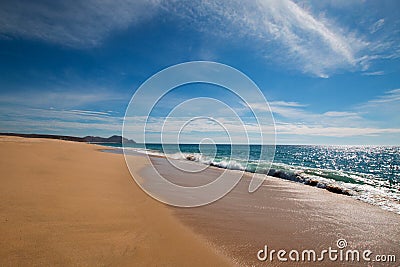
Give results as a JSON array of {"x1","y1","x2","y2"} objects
[
  {"x1": 251, "y1": 100, "x2": 316, "y2": 121},
  {"x1": 124, "y1": 114, "x2": 400, "y2": 143},
  {"x1": 370, "y1": 18, "x2": 385, "y2": 34},
  {"x1": 0, "y1": 89, "x2": 126, "y2": 136},
  {"x1": 247, "y1": 88, "x2": 400, "y2": 141},
  {"x1": 169, "y1": 0, "x2": 397, "y2": 77},
  {"x1": 257, "y1": 0, "x2": 361, "y2": 77},
  {"x1": 160, "y1": 0, "x2": 381, "y2": 77},
  {"x1": 158, "y1": 0, "x2": 362, "y2": 77},
  {"x1": 1, "y1": 91, "x2": 399, "y2": 143},
  {"x1": 248, "y1": 101, "x2": 306, "y2": 114},
  {"x1": 362, "y1": 71, "x2": 385, "y2": 76},
  {"x1": 323, "y1": 111, "x2": 359, "y2": 117},
  {"x1": 0, "y1": 0, "x2": 160, "y2": 47},
  {"x1": 275, "y1": 123, "x2": 400, "y2": 137},
  {"x1": 269, "y1": 101, "x2": 307, "y2": 108},
  {"x1": 1, "y1": 1, "x2": 398, "y2": 77},
  {"x1": 354, "y1": 88, "x2": 400, "y2": 129},
  {"x1": 123, "y1": 89, "x2": 400, "y2": 142},
  {"x1": 353, "y1": 88, "x2": 400, "y2": 126},
  {"x1": 0, "y1": 106, "x2": 119, "y2": 123},
  {"x1": 67, "y1": 109, "x2": 112, "y2": 116},
  {"x1": 0, "y1": 118, "x2": 122, "y2": 136},
  {"x1": 0, "y1": 90, "x2": 126, "y2": 109},
  {"x1": 367, "y1": 88, "x2": 400, "y2": 104},
  {"x1": 0, "y1": 105, "x2": 122, "y2": 136}
]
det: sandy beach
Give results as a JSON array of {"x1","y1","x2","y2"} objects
[
  {"x1": 1, "y1": 136, "x2": 399, "y2": 266},
  {"x1": 0, "y1": 136, "x2": 232, "y2": 266}
]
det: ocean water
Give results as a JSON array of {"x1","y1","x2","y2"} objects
[{"x1": 106, "y1": 143, "x2": 400, "y2": 214}]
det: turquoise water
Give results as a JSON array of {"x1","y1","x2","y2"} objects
[{"x1": 105, "y1": 143, "x2": 400, "y2": 214}]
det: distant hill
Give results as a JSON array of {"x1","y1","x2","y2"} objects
[
  {"x1": 83, "y1": 135, "x2": 136, "y2": 144},
  {"x1": 0, "y1": 133, "x2": 136, "y2": 144}
]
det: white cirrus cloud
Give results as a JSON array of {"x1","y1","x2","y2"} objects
[
  {"x1": 362, "y1": 71, "x2": 385, "y2": 76},
  {"x1": 1, "y1": 1, "x2": 398, "y2": 77},
  {"x1": 323, "y1": 111, "x2": 360, "y2": 117},
  {"x1": 367, "y1": 88, "x2": 400, "y2": 104},
  {"x1": 0, "y1": 0, "x2": 161, "y2": 47},
  {"x1": 0, "y1": 90, "x2": 127, "y2": 109},
  {"x1": 161, "y1": 0, "x2": 371, "y2": 77},
  {"x1": 370, "y1": 18, "x2": 385, "y2": 34},
  {"x1": 275, "y1": 123, "x2": 400, "y2": 137}
]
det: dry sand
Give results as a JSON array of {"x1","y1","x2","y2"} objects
[{"x1": 0, "y1": 136, "x2": 232, "y2": 266}]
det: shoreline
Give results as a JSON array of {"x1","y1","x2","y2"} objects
[
  {"x1": 110, "y1": 145, "x2": 400, "y2": 215},
  {"x1": 136, "y1": 148, "x2": 400, "y2": 266}
]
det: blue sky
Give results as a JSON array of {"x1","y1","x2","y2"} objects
[{"x1": 0, "y1": 0, "x2": 399, "y2": 145}]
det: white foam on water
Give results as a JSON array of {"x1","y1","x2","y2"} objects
[{"x1": 121, "y1": 147, "x2": 400, "y2": 215}]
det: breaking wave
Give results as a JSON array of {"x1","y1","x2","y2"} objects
[{"x1": 121, "y1": 146, "x2": 400, "y2": 215}]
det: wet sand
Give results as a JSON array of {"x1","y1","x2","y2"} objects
[{"x1": 144, "y1": 156, "x2": 400, "y2": 266}]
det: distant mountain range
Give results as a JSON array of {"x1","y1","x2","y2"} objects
[{"x1": 0, "y1": 133, "x2": 136, "y2": 144}]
